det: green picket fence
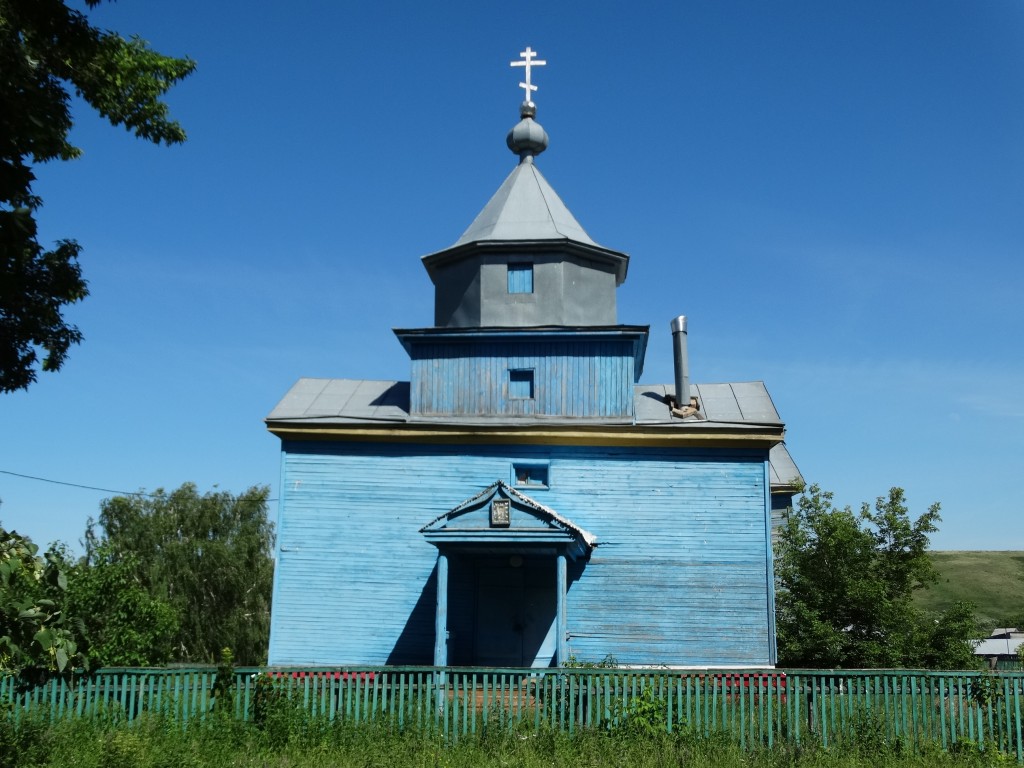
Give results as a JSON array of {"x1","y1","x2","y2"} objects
[{"x1": 2, "y1": 667, "x2": 1022, "y2": 760}]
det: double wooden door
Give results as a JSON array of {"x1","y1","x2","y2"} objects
[{"x1": 473, "y1": 559, "x2": 554, "y2": 667}]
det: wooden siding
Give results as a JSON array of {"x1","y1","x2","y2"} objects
[
  {"x1": 408, "y1": 340, "x2": 637, "y2": 418},
  {"x1": 269, "y1": 441, "x2": 772, "y2": 668}
]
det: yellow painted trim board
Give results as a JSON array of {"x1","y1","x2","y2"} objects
[{"x1": 267, "y1": 422, "x2": 783, "y2": 449}]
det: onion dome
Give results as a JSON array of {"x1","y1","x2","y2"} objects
[{"x1": 507, "y1": 101, "x2": 549, "y2": 163}]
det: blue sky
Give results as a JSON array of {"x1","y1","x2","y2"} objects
[{"x1": 1, "y1": 1, "x2": 1021, "y2": 552}]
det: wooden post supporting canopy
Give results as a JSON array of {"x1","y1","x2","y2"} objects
[
  {"x1": 434, "y1": 553, "x2": 448, "y2": 666},
  {"x1": 557, "y1": 553, "x2": 567, "y2": 665}
]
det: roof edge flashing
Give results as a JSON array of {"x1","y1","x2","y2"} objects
[
  {"x1": 393, "y1": 325, "x2": 649, "y2": 371},
  {"x1": 421, "y1": 239, "x2": 630, "y2": 286}
]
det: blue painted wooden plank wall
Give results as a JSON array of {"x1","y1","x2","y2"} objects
[
  {"x1": 269, "y1": 441, "x2": 773, "y2": 668},
  {"x1": 408, "y1": 339, "x2": 637, "y2": 417}
]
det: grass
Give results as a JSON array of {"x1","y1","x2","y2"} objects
[
  {"x1": 1, "y1": 713, "x2": 1019, "y2": 768},
  {"x1": 916, "y1": 551, "x2": 1024, "y2": 628}
]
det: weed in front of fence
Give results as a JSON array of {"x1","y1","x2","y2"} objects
[
  {"x1": 4, "y1": 666, "x2": 1024, "y2": 766},
  {"x1": 1, "y1": 712, "x2": 1020, "y2": 768}
]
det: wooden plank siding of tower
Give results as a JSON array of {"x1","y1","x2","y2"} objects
[{"x1": 399, "y1": 329, "x2": 647, "y2": 420}]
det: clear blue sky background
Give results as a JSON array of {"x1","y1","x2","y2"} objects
[{"x1": 1, "y1": 1, "x2": 1021, "y2": 552}]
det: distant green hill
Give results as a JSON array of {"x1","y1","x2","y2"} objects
[{"x1": 915, "y1": 551, "x2": 1024, "y2": 629}]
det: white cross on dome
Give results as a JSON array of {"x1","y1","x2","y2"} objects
[{"x1": 510, "y1": 47, "x2": 546, "y2": 105}]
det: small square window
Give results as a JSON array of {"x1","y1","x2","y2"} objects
[
  {"x1": 509, "y1": 369, "x2": 534, "y2": 399},
  {"x1": 507, "y1": 263, "x2": 533, "y2": 294},
  {"x1": 513, "y1": 463, "x2": 549, "y2": 489}
]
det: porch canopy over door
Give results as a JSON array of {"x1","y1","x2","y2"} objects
[{"x1": 420, "y1": 481, "x2": 596, "y2": 667}]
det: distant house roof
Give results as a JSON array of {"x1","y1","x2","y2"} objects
[
  {"x1": 266, "y1": 377, "x2": 802, "y2": 490},
  {"x1": 991, "y1": 628, "x2": 1022, "y2": 639},
  {"x1": 974, "y1": 637, "x2": 1024, "y2": 657}
]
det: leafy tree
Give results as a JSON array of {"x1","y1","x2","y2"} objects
[
  {"x1": 775, "y1": 485, "x2": 980, "y2": 669},
  {"x1": 0, "y1": 0, "x2": 195, "y2": 392},
  {"x1": 85, "y1": 483, "x2": 275, "y2": 665},
  {"x1": 920, "y1": 600, "x2": 981, "y2": 671},
  {"x1": 0, "y1": 526, "x2": 86, "y2": 679},
  {"x1": 63, "y1": 546, "x2": 178, "y2": 667}
]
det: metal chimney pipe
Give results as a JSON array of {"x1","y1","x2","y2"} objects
[{"x1": 670, "y1": 315, "x2": 690, "y2": 408}]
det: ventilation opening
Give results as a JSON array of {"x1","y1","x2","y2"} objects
[
  {"x1": 509, "y1": 369, "x2": 535, "y2": 399},
  {"x1": 512, "y1": 463, "x2": 549, "y2": 489}
]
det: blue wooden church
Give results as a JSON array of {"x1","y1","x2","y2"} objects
[{"x1": 266, "y1": 50, "x2": 801, "y2": 669}]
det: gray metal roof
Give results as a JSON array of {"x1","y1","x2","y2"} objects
[
  {"x1": 453, "y1": 161, "x2": 598, "y2": 247},
  {"x1": 267, "y1": 378, "x2": 411, "y2": 422},
  {"x1": 768, "y1": 443, "x2": 803, "y2": 489},
  {"x1": 267, "y1": 378, "x2": 802, "y2": 490},
  {"x1": 974, "y1": 637, "x2": 1023, "y2": 656},
  {"x1": 270, "y1": 378, "x2": 781, "y2": 429},
  {"x1": 634, "y1": 382, "x2": 782, "y2": 426},
  {"x1": 992, "y1": 629, "x2": 1023, "y2": 638}
]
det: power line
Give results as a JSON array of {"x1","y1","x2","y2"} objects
[
  {"x1": 0, "y1": 469, "x2": 278, "y2": 502},
  {"x1": 1, "y1": 469, "x2": 153, "y2": 497}
]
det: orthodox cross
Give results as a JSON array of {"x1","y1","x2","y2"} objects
[{"x1": 511, "y1": 46, "x2": 546, "y2": 105}]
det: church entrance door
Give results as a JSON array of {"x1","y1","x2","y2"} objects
[{"x1": 473, "y1": 558, "x2": 554, "y2": 667}]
